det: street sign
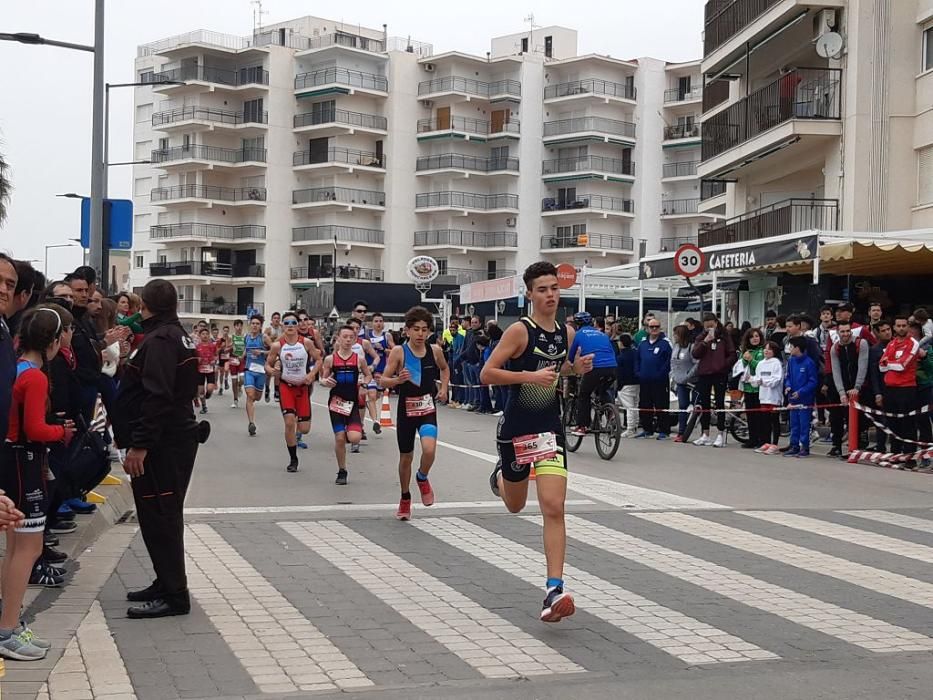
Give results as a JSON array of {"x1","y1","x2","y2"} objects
[
  {"x1": 673, "y1": 243, "x2": 705, "y2": 278},
  {"x1": 80, "y1": 197, "x2": 134, "y2": 250},
  {"x1": 556, "y1": 262, "x2": 577, "y2": 289}
]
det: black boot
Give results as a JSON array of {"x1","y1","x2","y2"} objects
[
  {"x1": 127, "y1": 592, "x2": 190, "y2": 619},
  {"x1": 126, "y1": 580, "x2": 164, "y2": 603}
]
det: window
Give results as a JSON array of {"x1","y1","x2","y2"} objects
[
  {"x1": 134, "y1": 213, "x2": 150, "y2": 232},
  {"x1": 919, "y1": 145, "x2": 933, "y2": 204},
  {"x1": 135, "y1": 103, "x2": 153, "y2": 123},
  {"x1": 544, "y1": 35, "x2": 553, "y2": 58},
  {"x1": 134, "y1": 140, "x2": 152, "y2": 160},
  {"x1": 135, "y1": 255, "x2": 144, "y2": 269},
  {"x1": 134, "y1": 177, "x2": 152, "y2": 196},
  {"x1": 138, "y1": 70, "x2": 154, "y2": 83},
  {"x1": 521, "y1": 37, "x2": 528, "y2": 53},
  {"x1": 925, "y1": 26, "x2": 933, "y2": 71},
  {"x1": 639, "y1": 239, "x2": 647, "y2": 259}
]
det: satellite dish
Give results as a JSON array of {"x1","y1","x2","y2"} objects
[{"x1": 815, "y1": 31, "x2": 843, "y2": 58}]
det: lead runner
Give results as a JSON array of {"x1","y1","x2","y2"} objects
[{"x1": 480, "y1": 261, "x2": 594, "y2": 623}]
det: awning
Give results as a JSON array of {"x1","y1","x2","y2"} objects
[{"x1": 780, "y1": 238, "x2": 933, "y2": 276}]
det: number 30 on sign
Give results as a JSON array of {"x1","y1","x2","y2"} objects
[{"x1": 673, "y1": 243, "x2": 706, "y2": 278}]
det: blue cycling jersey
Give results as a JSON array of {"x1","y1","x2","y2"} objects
[{"x1": 569, "y1": 325, "x2": 618, "y2": 369}]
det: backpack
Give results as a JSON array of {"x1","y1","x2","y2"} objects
[{"x1": 58, "y1": 416, "x2": 111, "y2": 500}]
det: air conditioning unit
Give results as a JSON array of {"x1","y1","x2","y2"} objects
[
  {"x1": 813, "y1": 9, "x2": 836, "y2": 38},
  {"x1": 505, "y1": 217, "x2": 516, "y2": 227},
  {"x1": 420, "y1": 99, "x2": 434, "y2": 108},
  {"x1": 423, "y1": 63, "x2": 436, "y2": 72}
]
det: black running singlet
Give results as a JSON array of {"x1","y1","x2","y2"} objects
[{"x1": 501, "y1": 317, "x2": 567, "y2": 438}]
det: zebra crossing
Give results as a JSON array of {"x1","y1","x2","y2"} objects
[{"x1": 33, "y1": 507, "x2": 933, "y2": 698}]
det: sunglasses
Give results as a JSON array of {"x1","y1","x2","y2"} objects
[
  {"x1": 648, "y1": 325, "x2": 661, "y2": 329},
  {"x1": 282, "y1": 319, "x2": 299, "y2": 326}
]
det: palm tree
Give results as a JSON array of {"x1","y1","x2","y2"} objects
[{"x1": 0, "y1": 147, "x2": 10, "y2": 226}]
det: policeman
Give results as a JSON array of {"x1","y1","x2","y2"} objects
[{"x1": 112, "y1": 279, "x2": 207, "y2": 618}]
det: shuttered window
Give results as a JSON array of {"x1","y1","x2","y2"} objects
[{"x1": 919, "y1": 145, "x2": 933, "y2": 205}]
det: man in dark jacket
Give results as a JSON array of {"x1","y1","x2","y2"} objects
[
  {"x1": 827, "y1": 321, "x2": 869, "y2": 458},
  {"x1": 66, "y1": 271, "x2": 103, "y2": 423},
  {"x1": 635, "y1": 320, "x2": 672, "y2": 438},
  {"x1": 868, "y1": 320, "x2": 892, "y2": 451},
  {"x1": 113, "y1": 280, "x2": 204, "y2": 619}
]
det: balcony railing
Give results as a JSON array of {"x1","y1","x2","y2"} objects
[
  {"x1": 292, "y1": 147, "x2": 385, "y2": 168},
  {"x1": 416, "y1": 154, "x2": 520, "y2": 173},
  {"x1": 664, "y1": 87, "x2": 703, "y2": 103},
  {"x1": 415, "y1": 192, "x2": 518, "y2": 210},
  {"x1": 292, "y1": 225, "x2": 385, "y2": 245},
  {"x1": 149, "y1": 261, "x2": 265, "y2": 278},
  {"x1": 703, "y1": 79, "x2": 731, "y2": 112},
  {"x1": 152, "y1": 106, "x2": 268, "y2": 127},
  {"x1": 150, "y1": 145, "x2": 267, "y2": 165},
  {"x1": 150, "y1": 185, "x2": 267, "y2": 203},
  {"x1": 661, "y1": 198, "x2": 701, "y2": 215},
  {"x1": 292, "y1": 186, "x2": 385, "y2": 206},
  {"x1": 701, "y1": 180, "x2": 728, "y2": 200},
  {"x1": 544, "y1": 78, "x2": 636, "y2": 101},
  {"x1": 704, "y1": 0, "x2": 783, "y2": 56},
  {"x1": 177, "y1": 299, "x2": 265, "y2": 316},
  {"x1": 152, "y1": 64, "x2": 269, "y2": 87},
  {"x1": 702, "y1": 68, "x2": 842, "y2": 161},
  {"x1": 294, "y1": 67, "x2": 388, "y2": 92},
  {"x1": 542, "y1": 194, "x2": 634, "y2": 213},
  {"x1": 543, "y1": 117, "x2": 636, "y2": 139},
  {"x1": 290, "y1": 265, "x2": 384, "y2": 281},
  {"x1": 698, "y1": 198, "x2": 838, "y2": 247},
  {"x1": 414, "y1": 230, "x2": 517, "y2": 248},
  {"x1": 660, "y1": 236, "x2": 697, "y2": 251},
  {"x1": 436, "y1": 268, "x2": 517, "y2": 285},
  {"x1": 293, "y1": 108, "x2": 387, "y2": 131},
  {"x1": 299, "y1": 32, "x2": 385, "y2": 54},
  {"x1": 417, "y1": 76, "x2": 521, "y2": 99},
  {"x1": 416, "y1": 116, "x2": 520, "y2": 136},
  {"x1": 662, "y1": 161, "x2": 699, "y2": 178},
  {"x1": 542, "y1": 156, "x2": 634, "y2": 177},
  {"x1": 664, "y1": 123, "x2": 700, "y2": 140},
  {"x1": 541, "y1": 232, "x2": 634, "y2": 251},
  {"x1": 150, "y1": 223, "x2": 266, "y2": 241}
]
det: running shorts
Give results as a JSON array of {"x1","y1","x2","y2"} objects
[
  {"x1": 396, "y1": 402, "x2": 438, "y2": 453},
  {"x1": 279, "y1": 382, "x2": 311, "y2": 421},
  {"x1": 244, "y1": 370, "x2": 266, "y2": 392},
  {"x1": 0, "y1": 443, "x2": 49, "y2": 534},
  {"x1": 496, "y1": 417, "x2": 568, "y2": 483},
  {"x1": 199, "y1": 372, "x2": 215, "y2": 390},
  {"x1": 228, "y1": 357, "x2": 243, "y2": 376},
  {"x1": 329, "y1": 402, "x2": 363, "y2": 435}
]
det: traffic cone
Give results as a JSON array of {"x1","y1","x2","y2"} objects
[{"x1": 380, "y1": 389, "x2": 394, "y2": 428}]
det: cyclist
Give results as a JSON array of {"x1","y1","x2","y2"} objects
[{"x1": 568, "y1": 312, "x2": 618, "y2": 437}]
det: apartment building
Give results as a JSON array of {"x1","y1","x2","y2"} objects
[
  {"x1": 128, "y1": 17, "x2": 710, "y2": 321},
  {"x1": 697, "y1": 0, "x2": 933, "y2": 250}
]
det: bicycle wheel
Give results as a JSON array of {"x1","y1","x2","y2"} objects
[
  {"x1": 563, "y1": 397, "x2": 583, "y2": 452},
  {"x1": 594, "y1": 402, "x2": 622, "y2": 460},
  {"x1": 728, "y1": 412, "x2": 751, "y2": 445}
]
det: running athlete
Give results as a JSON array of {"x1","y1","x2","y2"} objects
[
  {"x1": 243, "y1": 315, "x2": 269, "y2": 437},
  {"x1": 263, "y1": 312, "x2": 284, "y2": 403},
  {"x1": 266, "y1": 312, "x2": 321, "y2": 472},
  {"x1": 346, "y1": 318, "x2": 380, "y2": 451},
  {"x1": 216, "y1": 326, "x2": 231, "y2": 395},
  {"x1": 380, "y1": 306, "x2": 449, "y2": 521},
  {"x1": 365, "y1": 312, "x2": 395, "y2": 435},
  {"x1": 481, "y1": 262, "x2": 594, "y2": 623},
  {"x1": 228, "y1": 319, "x2": 246, "y2": 408},
  {"x1": 195, "y1": 327, "x2": 218, "y2": 413},
  {"x1": 294, "y1": 310, "x2": 323, "y2": 449},
  {"x1": 319, "y1": 325, "x2": 374, "y2": 485}
]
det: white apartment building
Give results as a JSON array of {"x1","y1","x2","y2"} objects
[{"x1": 129, "y1": 17, "x2": 710, "y2": 321}]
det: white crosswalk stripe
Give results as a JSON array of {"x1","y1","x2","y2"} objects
[
  {"x1": 281, "y1": 521, "x2": 584, "y2": 679},
  {"x1": 414, "y1": 516, "x2": 778, "y2": 664},
  {"x1": 638, "y1": 512, "x2": 933, "y2": 612},
  {"x1": 545, "y1": 515, "x2": 933, "y2": 653},
  {"x1": 836, "y1": 510, "x2": 933, "y2": 535},
  {"x1": 566, "y1": 472, "x2": 728, "y2": 510}
]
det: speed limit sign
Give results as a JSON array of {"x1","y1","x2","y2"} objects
[{"x1": 673, "y1": 243, "x2": 706, "y2": 278}]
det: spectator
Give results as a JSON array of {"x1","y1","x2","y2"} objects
[
  {"x1": 475, "y1": 334, "x2": 493, "y2": 414},
  {"x1": 633, "y1": 312, "x2": 655, "y2": 345},
  {"x1": 868, "y1": 320, "x2": 892, "y2": 452},
  {"x1": 616, "y1": 334, "x2": 639, "y2": 437},
  {"x1": 441, "y1": 317, "x2": 466, "y2": 406},
  {"x1": 670, "y1": 324, "x2": 698, "y2": 443},
  {"x1": 908, "y1": 321, "x2": 933, "y2": 459},
  {"x1": 880, "y1": 315, "x2": 921, "y2": 463},
  {"x1": 739, "y1": 328, "x2": 765, "y2": 450},
  {"x1": 868, "y1": 302, "x2": 884, "y2": 336},
  {"x1": 827, "y1": 321, "x2": 869, "y2": 458},
  {"x1": 913, "y1": 308, "x2": 933, "y2": 341},
  {"x1": 7, "y1": 259, "x2": 38, "y2": 335},
  {"x1": 784, "y1": 314, "x2": 822, "y2": 367},
  {"x1": 459, "y1": 316, "x2": 483, "y2": 410},
  {"x1": 634, "y1": 317, "x2": 672, "y2": 439},
  {"x1": 684, "y1": 317, "x2": 703, "y2": 343},
  {"x1": 65, "y1": 270, "x2": 102, "y2": 423},
  {"x1": 691, "y1": 312, "x2": 735, "y2": 447},
  {"x1": 812, "y1": 305, "x2": 835, "y2": 354},
  {"x1": 724, "y1": 321, "x2": 741, "y2": 350},
  {"x1": 784, "y1": 336, "x2": 819, "y2": 458},
  {"x1": 834, "y1": 302, "x2": 876, "y2": 345},
  {"x1": 770, "y1": 315, "x2": 788, "y2": 349},
  {"x1": 486, "y1": 323, "x2": 506, "y2": 415},
  {"x1": 751, "y1": 341, "x2": 785, "y2": 454},
  {"x1": 569, "y1": 312, "x2": 618, "y2": 436},
  {"x1": 0, "y1": 254, "x2": 18, "y2": 438},
  {"x1": 763, "y1": 310, "x2": 779, "y2": 341}
]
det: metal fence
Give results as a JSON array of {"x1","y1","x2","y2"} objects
[
  {"x1": 544, "y1": 78, "x2": 636, "y2": 101},
  {"x1": 149, "y1": 261, "x2": 265, "y2": 277},
  {"x1": 417, "y1": 76, "x2": 521, "y2": 98},
  {"x1": 151, "y1": 145, "x2": 267, "y2": 164},
  {"x1": 292, "y1": 147, "x2": 385, "y2": 168},
  {"x1": 698, "y1": 198, "x2": 839, "y2": 247},
  {"x1": 292, "y1": 186, "x2": 385, "y2": 206},
  {"x1": 152, "y1": 106, "x2": 268, "y2": 127},
  {"x1": 542, "y1": 156, "x2": 634, "y2": 176},
  {"x1": 293, "y1": 108, "x2": 387, "y2": 130},
  {"x1": 292, "y1": 225, "x2": 385, "y2": 245},
  {"x1": 704, "y1": 0, "x2": 782, "y2": 55},
  {"x1": 415, "y1": 192, "x2": 519, "y2": 210},
  {"x1": 414, "y1": 230, "x2": 517, "y2": 248},
  {"x1": 149, "y1": 224, "x2": 266, "y2": 241},
  {"x1": 150, "y1": 185, "x2": 267, "y2": 202},
  {"x1": 661, "y1": 198, "x2": 700, "y2": 215},
  {"x1": 662, "y1": 161, "x2": 699, "y2": 178},
  {"x1": 540, "y1": 232, "x2": 633, "y2": 251},
  {"x1": 152, "y1": 64, "x2": 269, "y2": 86},
  {"x1": 543, "y1": 116, "x2": 636, "y2": 139},
  {"x1": 416, "y1": 154, "x2": 519, "y2": 172},
  {"x1": 541, "y1": 194, "x2": 634, "y2": 213},
  {"x1": 294, "y1": 67, "x2": 388, "y2": 91}
]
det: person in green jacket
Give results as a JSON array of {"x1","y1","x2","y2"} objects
[
  {"x1": 739, "y1": 328, "x2": 766, "y2": 450},
  {"x1": 633, "y1": 312, "x2": 655, "y2": 345}
]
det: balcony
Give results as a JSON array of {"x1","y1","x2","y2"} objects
[
  {"x1": 291, "y1": 186, "x2": 385, "y2": 211},
  {"x1": 416, "y1": 116, "x2": 520, "y2": 141},
  {"x1": 699, "y1": 68, "x2": 842, "y2": 178},
  {"x1": 698, "y1": 198, "x2": 838, "y2": 247},
  {"x1": 660, "y1": 236, "x2": 698, "y2": 252},
  {"x1": 290, "y1": 265, "x2": 384, "y2": 282},
  {"x1": 151, "y1": 65, "x2": 269, "y2": 93},
  {"x1": 544, "y1": 78, "x2": 636, "y2": 103},
  {"x1": 541, "y1": 194, "x2": 635, "y2": 217},
  {"x1": 292, "y1": 225, "x2": 385, "y2": 247},
  {"x1": 417, "y1": 76, "x2": 521, "y2": 102},
  {"x1": 293, "y1": 109, "x2": 387, "y2": 136},
  {"x1": 701, "y1": 180, "x2": 728, "y2": 200},
  {"x1": 415, "y1": 153, "x2": 519, "y2": 176},
  {"x1": 292, "y1": 147, "x2": 386, "y2": 174},
  {"x1": 702, "y1": 79, "x2": 731, "y2": 113},
  {"x1": 542, "y1": 117, "x2": 636, "y2": 145},
  {"x1": 149, "y1": 260, "x2": 265, "y2": 280},
  {"x1": 542, "y1": 156, "x2": 634, "y2": 183},
  {"x1": 662, "y1": 161, "x2": 699, "y2": 179},
  {"x1": 295, "y1": 32, "x2": 386, "y2": 56},
  {"x1": 664, "y1": 87, "x2": 703, "y2": 104},
  {"x1": 436, "y1": 268, "x2": 516, "y2": 285},
  {"x1": 150, "y1": 185, "x2": 267, "y2": 208},
  {"x1": 151, "y1": 106, "x2": 268, "y2": 134},
  {"x1": 540, "y1": 232, "x2": 634, "y2": 254},
  {"x1": 661, "y1": 198, "x2": 710, "y2": 218},
  {"x1": 178, "y1": 299, "x2": 265, "y2": 317},
  {"x1": 294, "y1": 68, "x2": 388, "y2": 98},
  {"x1": 150, "y1": 145, "x2": 266, "y2": 171},
  {"x1": 663, "y1": 124, "x2": 701, "y2": 142},
  {"x1": 415, "y1": 191, "x2": 518, "y2": 214},
  {"x1": 149, "y1": 223, "x2": 266, "y2": 244},
  {"x1": 413, "y1": 230, "x2": 517, "y2": 250}
]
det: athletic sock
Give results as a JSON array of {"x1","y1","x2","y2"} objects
[
  {"x1": 546, "y1": 577, "x2": 564, "y2": 590},
  {"x1": 415, "y1": 470, "x2": 429, "y2": 482},
  {"x1": 401, "y1": 491, "x2": 411, "y2": 501},
  {"x1": 287, "y1": 445, "x2": 298, "y2": 461}
]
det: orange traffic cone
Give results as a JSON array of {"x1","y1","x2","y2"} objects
[{"x1": 379, "y1": 389, "x2": 394, "y2": 428}]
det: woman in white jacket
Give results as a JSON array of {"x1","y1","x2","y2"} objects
[{"x1": 750, "y1": 341, "x2": 784, "y2": 455}]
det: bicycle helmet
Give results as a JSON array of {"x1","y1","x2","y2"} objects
[{"x1": 572, "y1": 311, "x2": 593, "y2": 327}]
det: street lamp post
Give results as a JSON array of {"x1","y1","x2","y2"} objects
[{"x1": 44, "y1": 243, "x2": 78, "y2": 277}]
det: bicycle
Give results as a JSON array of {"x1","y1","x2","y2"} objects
[{"x1": 562, "y1": 375, "x2": 622, "y2": 460}]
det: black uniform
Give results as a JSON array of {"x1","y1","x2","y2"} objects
[
  {"x1": 112, "y1": 312, "x2": 201, "y2": 608},
  {"x1": 396, "y1": 343, "x2": 440, "y2": 454}
]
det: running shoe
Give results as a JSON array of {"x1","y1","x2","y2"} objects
[
  {"x1": 754, "y1": 443, "x2": 771, "y2": 454},
  {"x1": 489, "y1": 461, "x2": 502, "y2": 498},
  {"x1": 218, "y1": 387, "x2": 223, "y2": 396},
  {"x1": 656, "y1": 433, "x2": 669, "y2": 441},
  {"x1": 570, "y1": 427, "x2": 587, "y2": 437},
  {"x1": 286, "y1": 460, "x2": 299, "y2": 473},
  {"x1": 64, "y1": 499, "x2": 96, "y2": 515},
  {"x1": 230, "y1": 400, "x2": 238, "y2": 409},
  {"x1": 48, "y1": 520, "x2": 77, "y2": 535},
  {"x1": 621, "y1": 430, "x2": 637, "y2": 439},
  {"x1": 15, "y1": 625, "x2": 50, "y2": 651},
  {"x1": 492, "y1": 410, "x2": 504, "y2": 417},
  {"x1": 0, "y1": 630, "x2": 46, "y2": 661},
  {"x1": 782, "y1": 447, "x2": 801, "y2": 458},
  {"x1": 764, "y1": 445, "x2": 782, "y2": 455},
  {"x1": 712, "y1": 433, "x2": 725, "y2": 448},
  {"x1": 43, "y1": 563, "x2": 66, "y2": 578},
  {"x1": 42, "y1": 546, "x2": 67, "y2": 564},
  {"x1": 248, "y1": 422, "x2": 257, "y2": 437},
  {"x1": 540, "y1": 586, "x2": 575, "y2": 623},
  {"x1": 264, "y1": 394, "x2": 270, "y2": 404},
  {"x1": 224, "y1": 379, "x2": 229, "y2": 390},
  {"x1": 361, "y1": 431, "x2": 368, "y2": 441},
  {"x1": 634, "y1": 431, "x2": 653, "y2": 439},
  {"x1": 828, "y1": 447, "x2": 842, "y2": 458},
  {"x1": 395, "y1": 498, "x2": 412, "y2": 521},
  {"x1": 297, "y1": 438, "x2": 308, "y2": 449},
  {"x1": 28, "y1": 562, "x2": 64, "y2": 588},
  {"x1": 200, "y1": 404, "x2": 208, "y2": 415},
  {"x1": 335, "y1": 470, "x2": 348, "y2": 486},
  {"x1": 693, "y1": 434, "x2": 711, "y2": 446},
  {"x1": 373, "y1": 421, "x2": 382, "y2": 435},
  {"x1": 796, "y1": 450, "x2": 811, "y2": 459},
  {"x1": 417, "y1": 477, "x2": 435, "y2": 506},
  {"x1": 350, "y1": 443, "x2": 360, "y2": 454}
]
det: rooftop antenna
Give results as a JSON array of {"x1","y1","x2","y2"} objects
[
  {"x1": 251, "y1": 0, "x2": 269, "y2": 35},
  {"x1": 524, "y1": 13, "x2": 539, "y2": 53}
]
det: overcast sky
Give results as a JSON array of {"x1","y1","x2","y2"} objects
[{"x1": 0, "y1": 0, "x2": 703, "y2": 281}]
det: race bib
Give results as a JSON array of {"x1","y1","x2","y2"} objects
[
  {"x1": 512, "y1": 432, "x2": 558, "y2": 465},
  {"x1": 229, "y1": 358, "x2": 240, "y2": 367},
  {"x1": 329, "y1": 396, "x2": 354, "y2": 416},
  {"x1": 405, "y1": 394, "x2": 435, "y2": 417},
  {"x1": 199, "y1": 363, "x2": 213, "y2": 373},
  {"x1": 248, "y1": 362, "x2": 265, "y2": 373}
]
